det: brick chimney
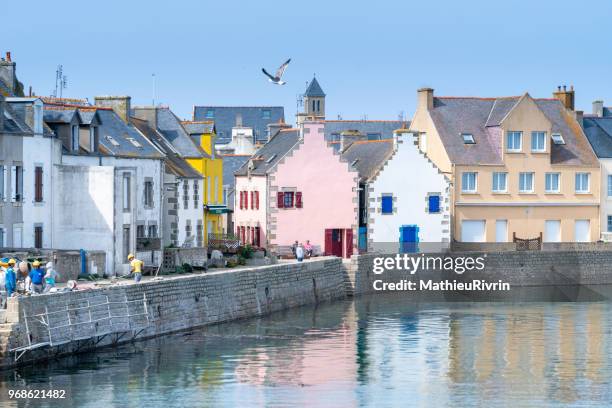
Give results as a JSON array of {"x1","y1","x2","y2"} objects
[
  {"x1": 553, "y1": 85, "x2": 575, "y2": 110},
  {"x1": 267, "y1": 118, "x2": 291, "y2": 140},
  {"x1": 417, "y1": 87, "x2": 434, "y2": 111},
  {"x1": 593, "y1": 100, "x2": 604, "y2": 117},
  {"x1": 95, "y1": 96, "x2": 132, "y2": 123},
  {"x1": 0, "y1": 51, "x2": 17, "y2": 95}
]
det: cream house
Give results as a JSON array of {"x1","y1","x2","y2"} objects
[{"x1": 410, "y1": 87, "x2": 600, "y2": 243}]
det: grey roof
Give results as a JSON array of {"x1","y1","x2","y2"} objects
[
  {"x1": 583, "y1": 117, "x2": 612, "y2": 158},
  {"x1": 154, "y1": 108, "x2": 206, "y2": 158},
  {"x1": 0, "y1": 79, "x2": 12, "y2": 97},
  {"x1": 221, "y1": 154, "x2": 250, "y2": 209},
  {"x1": 96, "y1": 109, "x2": 163, "y2": 159},
  {"x1": 304, "y1": 77, "x2": 325, "y2": 97},
  {"x1": 131, "y1": 117, "x2": 201, "y2": 178},
  {"x1": 341, "y1": 140, "x2": 394, "y2": 182},
  {"x1": 2, "y1": 99, "x2": 33, "y2": 134},
  {"x1": 234, "y1": 129, "x2": 300, "y2": 176},
  {"x1": 182, "y1": 121, "x2": 215, "y2": 135},
  {"x1": 427, "y1": 95, "x2": 598, "y2": 166},
  {"x1": 43, "y1": 109, "x2": 79, "y2": 124},
  {"x1": 6, "y1": 99, "x2": 54, "y2": 136},
  {"x1": 192, "y1": 106, "x2": 285, "y2": 144},
  {"x1": 324, "y1": 120, "x2": 408, "y2": 143}
]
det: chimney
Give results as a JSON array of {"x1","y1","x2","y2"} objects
[
  {"x1": 131, "y1": 106, "x2": 157, "y2": 128},
  {"x1": 593, "y1": 100, "x2": 604, "y2": 117},
  {"x1": 417, "y1": 87, "x2": 434, "y2": 110},
  {"x1": 94, "y1": 96, "x2": 132, "y2": 123},
  {"x1": 235, "y1": 113, "x2": 243, "y2": 127},
  {"x1": 553, "y1": 85, "x2": 575, "y2": 110},
  {"x1": 340, "y1": 130, "x2": 363, "y2": 152},
  {"x1": 0, "y1": 51, "x2": 17, "y2": 95},
  {"x1": 575, "y1": 110, "x2": 584, "y2": 128},
  {"x1": 267, "y1": 118, "x2": 291, "y2": 139}
]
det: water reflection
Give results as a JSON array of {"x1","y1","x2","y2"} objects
[{"x1": 1, "y1": 287, "x2": 612, "y2": 407}]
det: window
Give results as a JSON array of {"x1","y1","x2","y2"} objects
[
  {"x1": 381, "y1": 194, "x2": 393, "y2": 214},
  {"x1": 71, "y1": 125, "x2": 79, "y2": 151},
  {"x1": 283, "y1": 192, "x2": 294, "y2": 208},
  {"x1": 34, "y1": 166, "x2": 43, "y2": 202},
  {"x1": 148, "y1": 224, "x2": 158, "y2": 238},
  {"x1": 462, "y1": 133, "x2": 475, "y2": 144},
  {"x1": 0, "y1": 165, "x2": 5, "y2": 201},
  {"x1": 137, "y1": 225, "x2": 145, "y2": 238},
  {"x1": 608, "y1": 216, "x2": 612, "y2": 232},
  {"x1": 492, "y1": 172, "x2": 507, "y2": 193},
  {"x1": 122, "y1": 173, "x2": 131, "y2": 211},
  {"x1": 144, "y1": 180, "x2": 154, "y2": 208},
  {"x1": 183, "y1": 180, "x2": 189, "y2": 210},
  {"x1": 193, "y1": 180, "x2": 199, "y2": 209},
  {"x1": 367, "y1": 133, "x2": 381, "y2": 141},
  {"x1": 506, "y1": 131, "x2": 522, "y2": 152},
  {"x1": 428, "y1": 195, "x2": 441, "y2": 214},
  {"x1": 106, "y1": 135, "x2": 120, "y2": 146},
  {"x1": 205, "y1": 109, "x2": 214, "y2": 119},
  {"x1": 185, "y1": 221, "x2": 192, "y2": 239},
  {"x1": 316, "y1": 100, "x2": 321, "y2": 112},
  {"x1": 34, "y1": 225, "x2": 43, "y2": 249},
  {"x1": 0, "y1": 227, "x2": 4, "y2": 248},
  {"x1": 127, "y1": 137, "x2": 143, "y2": 148},
  {"x1": 575, "y1": 173, "x2": 590, "y2": 193},
  {"x1": 262, "y1": 109, "x2": 271, "y2": 119},
  {"x1": 11, "y1": 166, "x2": 23, "y2": 202},
  {"x1": 551, "y1": 133, "x2": 565, "y2": 145},
  {"x1": 519, "y1": 172, "x2": 534, "y2": 193},
  {"x1": 312, "y1": 100, "x2": 316, "y2": 112},
  {"x1": 461, "y1": 172, "x2": 477, "y2": 193},
  {"x1": 608, "y1": 175, "x2": 612, "y2": 197},
  {"x1": 531, "y1": 131, "x2": 546, "y2": 152},
  {"x1": 545, "y1": 173, "x2": 560, "y2": 193},
  {"x1": 89, "y1": 127, "x2": 98, "y2": 152},
  {"x1": 331, "y1": 133, "x2": 340, "y2": 142},
  {"x1": 122, "y1": 226, "x2": 131, "y2": 261},
  {"x1": 196, "y1": 222, "x2": 203, "y2": 247}
]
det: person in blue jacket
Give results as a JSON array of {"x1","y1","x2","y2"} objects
[
  {"x1": 5, "y1": 259, "x2": 17, "y2": 299},
  {"x1": 29, "y1": 261, "x2": 45, "y2": 294}
]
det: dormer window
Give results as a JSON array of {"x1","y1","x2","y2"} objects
[
  {"x1": 262, "y1": 109, "x2": 271, "y2": 119},
  {"x1": 551, "y1": 133, "x2": 565, "y2": 145},
  {"x1": 462, "y1": 133, "x2": 475, "y2": 144},
  {"x1": 205, "y1": 109, "x2": 214, "y2": 119}
]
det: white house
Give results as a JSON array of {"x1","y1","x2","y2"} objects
[{"x1": 357, "y1": 130, "x2": 451, "y2": 252}]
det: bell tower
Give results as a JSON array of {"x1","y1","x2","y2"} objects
[{"x1": 297, "y1": 76, "x2": 325, "y2": 124}]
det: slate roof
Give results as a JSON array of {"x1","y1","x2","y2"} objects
[
  {"x1": 2, "y1": 99, "x2": 31, "y2": 134},
  {"x1": 0, "y1": 79, "x2": 11, "y2": 97},
  {"x1": 583, "y1": 117, "x2": 612, "y2": 158},
  {"x1": 192, "y1": 106, "x2": 285, "y2": 144},
  {"x1": 341, "y1": 140, "x2": 394, "y2": 182},
  {"x1": 154, "y1": 108, "x2": 206, "y2": 158},
  {"x1": 304, "y1": 77, "x2": 325, "y2": 97},
  {"x1": 324, "y1": 120, "x2": 408, "y2": 143},
  {"x1": 181, "y1": 121, "x2": 215, "y2": 135},
  {"x1": 131, "y1": 117, "x2": 201, "y2": 178},
  {"x1": 234, "y1": 129, "x2": 300, "y2": 176},
  {"x1": 95, "y1": 109, "x2": 163, "y2": 159},
  {"x1": 220, "y1": 154, "x2": 251, "y2": 209},
  {"x1": 428, "y1": 95, "x2": 598, "y2": 166},
  {"x1": 43, "y1": 109, "x2": 80, "y2": 124},
  {"x1": 6, "y1": 98, "x2": 55, "y2": 136}
]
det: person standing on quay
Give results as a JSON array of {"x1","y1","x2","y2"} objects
[
  {"x1": 5, "y1": 259, "x2": 16, "y2": 299},
  {"x1": 296, "y1": 243, "x2": 305, "y2": 262},
  {"x1": 29, "y1": 261, "x2": 45, "y2": 294},
  {"x1": 128, "y1": 254, "x2": 144, "y2": 283}
]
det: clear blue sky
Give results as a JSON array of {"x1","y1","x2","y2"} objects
[{"x1": 3, "y1": 0, "x2": 611, "y2": 121}]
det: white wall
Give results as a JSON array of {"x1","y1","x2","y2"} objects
[
  {"x1": 369, "y1": 132, "x2": 451, "y2": 252},
  {"x1": 234, "y1": 175, "x2": 268, "y2": 244},
  {"x1": 600, "y1": 158, "x2": 612, "y2": 237},
  {"x1": 176, "y1": 178, "x2": 204, "y2": 247}
]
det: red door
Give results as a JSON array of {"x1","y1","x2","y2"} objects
[
  {"x1": 325, "y1": 229, "x2": 344, "y2": 257},
  {"x1": 345, "y1": 229, "x2": 353, "y2": 258}
]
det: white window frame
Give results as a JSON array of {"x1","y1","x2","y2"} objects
[
  {"x1": 551, "y1": 133, "x2": 565, "y2": 145},
  {"x1": 462, "y1": 133, "x2": 475, "y2": 144},
  {"x1": 607, "y1": 174, "x2": 612, "y2": 197},
  {"x1": 575, "y1": 172, "x2": 590, "y2": 193},
  {"x1": 506, "y1": 131, "x2": 522, "y2": 152},
  {"x1": 492, "y1": 172, "x2": 507, "y2": 193},
  {"x1": 71, "y1": 125, "x2": 79, "y2": 151},
  {"x1": 519, "y1": 172, "x2": 535, "y2": 193},
  {"x1": 461, "y1": 172, "x2": 477, "y2": 193},
  {"x1": 545, "y1": 172, "x2": 560, "y2": 193},
  {"x1": 531, "y1": 131, "x2": 546, "y2": 152}
]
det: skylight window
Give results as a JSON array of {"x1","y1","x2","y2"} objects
[
  {"x1": 551, "y1": 133, "x2": 565, "y2": 145},
  {"x1": 266, "y1": 154, "x2": 277, "y2": 163},
  {"x1": 351, "y1": 159, "x2": 359, "y2": 167},
  {"x1": 127, "y1": 137, "x2": 143, "y2": 148},
  {"x1": 462, "y1": 133, "x2": 475, "y2": 144},
  {"x1": 106, "y1": 135, "x2": 120, "y2": 146}
]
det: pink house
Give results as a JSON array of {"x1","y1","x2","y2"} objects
[{"x1": 271, "y1": 122, "x2": 358, "y2": 257}]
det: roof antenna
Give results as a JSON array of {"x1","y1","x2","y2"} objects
[{"x1": 152, "y1": 73, "x2": 156, "y2": 106}]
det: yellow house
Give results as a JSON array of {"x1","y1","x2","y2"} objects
[
  {"x1": 182, "y1": 121, "x2": 226, "y2": 243},
  {"x1": 409, "y1": 87, "x2": 601, "y2": 243}
]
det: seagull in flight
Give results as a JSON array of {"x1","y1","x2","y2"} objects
[{"x1": 262, "y1": 58, "x2": 291, "y2": 85}]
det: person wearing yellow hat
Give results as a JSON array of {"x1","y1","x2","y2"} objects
[
  {"x1": 29, "y1": 260, "x2": 45, "y2": 294},
  {"x1": 128, "y1": 254, "x2": 143, "y2": 283},
  {"x1": 5, "y1": 259, "x2": 16, "y2": 298}
]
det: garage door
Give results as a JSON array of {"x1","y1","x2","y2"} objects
[
  {"x1": 461, "y1": 220, "x2": 486, "y2": 242},
  {"x1": 575, "y1": 220, "x2": 590, "y2": 242},
  {"x1": 544, "y1": 220, "x2": 561, "y2": 243}
]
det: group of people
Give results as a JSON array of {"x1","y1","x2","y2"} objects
[
  {"x1": 0, "y1": 258, "x2": 59, "y2": 302},
  {"x1": 291, "y1": 240, "x2": 314, "y2": 262}
]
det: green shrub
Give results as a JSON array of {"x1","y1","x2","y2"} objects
[{"x1": 238, "y1": 245, "x2": 254, "y2": 259}]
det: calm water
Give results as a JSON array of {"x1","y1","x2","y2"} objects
[{"x1": 2, "y1": 286, "x2": 612, "y2": 407}]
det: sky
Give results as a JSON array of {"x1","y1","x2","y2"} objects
[{"x1": 2, "y1": 0, "x2": 612, "y2": 121}]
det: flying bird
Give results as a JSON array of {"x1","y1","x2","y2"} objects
[{"x1": 262, "y1": 58, "x2": 291, "y2": 85}]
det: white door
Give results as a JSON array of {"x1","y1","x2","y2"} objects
[
  {"x1": 461, "y1": 220, "x2": 486, "y2": 242},
  {"x1": 575, "y1": 220, "x2": 590, "y2": 242},
  {"x1": 544, "y1": 220, "x2": 561, "y2": 242},
  {"x1": 495, "y1": 220, "x2": 507, "y2": 242}
]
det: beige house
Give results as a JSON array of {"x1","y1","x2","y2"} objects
[{"x1": 409, "y1": 87, "x2": 600, "y2": 243}]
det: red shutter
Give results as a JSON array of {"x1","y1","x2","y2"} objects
[
  {"x1": 255, "y1": 226, "x2": 260, "y2": 247},
  {"x1": 250, "y1": 191, "x2": 254, "y2": 209},
  {"x1": 295, "y1": 192, "x2": 302, "y2": 208},
  {"x1": 345, "y1": 229, "x2": 354, "y2": 258},
  {"x1": 34, "y1": 166, "x2": 43, "y2": 202},
  {"x1": 255, "y1": 191, "x2": 259, "y2": 209},
  {"x1": 324, "y1": 229, "x2": 333, "y2": 256},
  {"x1": 244, "y1": 190, "x2": 248, "y2": 209},
  {"x1": 239, "y1": 191, "x2": 244, "y2": 209},
  {"x1": 277, "y1": 192, "x2": 284, "y2": 208},
  {"x1": 247, "y1": 227, "x2": 251, "y2": 244},
  {"x1": 250, "y1": 227, "x2": 255, "y2": 244},
  {"x1": 241, "y1": 226, "x2": 245, "y2": 243}
]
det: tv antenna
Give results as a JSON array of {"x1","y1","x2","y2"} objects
[
  {"x1": 54, "y1": 65, "x2": 67, "y2": 98},
  {"x1": 296, "y1": 93, "x2": 303, "y2": 114}
]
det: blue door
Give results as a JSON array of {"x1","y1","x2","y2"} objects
[
  {"x1": 399, "y1": 225, "x2": 419, "y2": 253},
  {"x1": 358, "y1": 226, "x2": 367, "y2": 252}
]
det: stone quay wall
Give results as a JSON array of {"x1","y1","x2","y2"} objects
[{"x1": 0, "y1": 257, "x2": 346, "y2": 369}]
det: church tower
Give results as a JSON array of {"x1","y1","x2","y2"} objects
[{"x1": 297, "y1": 77, "x2": 325, "y2": 124}]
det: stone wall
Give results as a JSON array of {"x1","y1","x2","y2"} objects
[
  {"x1": 348, "y1": 250, "x2": 612, "y2": 295},
  {"x1": 0, "y1": 257, "x2": 345, "y2": 369}
]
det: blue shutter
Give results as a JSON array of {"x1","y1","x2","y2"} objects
[
  {"x1": 428, "y1": 195, "x2": 440, "y2": 213},
  {"x1": 381, "y1": 196, "x2": 393, "y2": 214}
]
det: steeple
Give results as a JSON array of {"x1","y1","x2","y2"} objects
[
  {"x1": 304, "y1": 76, "x2": 325, "y2": 97},
  {"x1": 297, "y1": 76, "x2": 326, "y2": 125}
]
